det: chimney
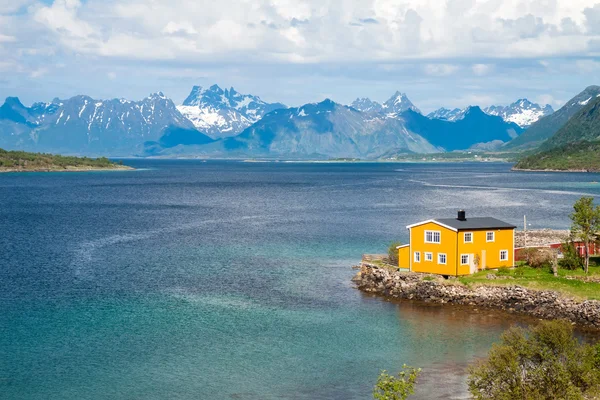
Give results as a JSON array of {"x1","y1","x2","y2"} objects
[{"x1": 457, "y1": 210, "x2": 466, "y2": 221}]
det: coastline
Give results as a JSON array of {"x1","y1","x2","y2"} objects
[
  {"x1": 0, "y1": 165, "x2": 134, "y2": 173},
  {"x1": 353, "y1": 264, "x2": 600, "y2": 330},
  {"x1": 511, "y1": 167, "x2": 599, "y2": 173}
]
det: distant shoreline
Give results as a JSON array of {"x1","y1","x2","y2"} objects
[
  {"x1": 511, "y1": 167, "x2": 599, "y2": 173},
  {"x1": 0, "y1": 165, "x2": 134, "y2": 173}
]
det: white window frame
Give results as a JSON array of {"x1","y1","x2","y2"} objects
[
  {"x1": 425, "y1": 230, "x2": 441, "y2": 244},
  {"x1": 425, "y1": 252, "x2": 433, "y2": 262},
  {"x1": 460, "y1": 254, "x2": 470, "y2": 265},
  {"x1": 500, "y1": 250, "x2": 508, "y2": 261},
  {"x1": 463, "y1": 232, "x2": 473, "y2": 243},
  {"x1": 438, "y1": 253, "x2": 447, "y2": 265},
  {"x1": 414, "y1": 251, "x2": 421, "y2": 263},
  {"x1": 487, "y1": 231, "x2": 495, "y2": 243}
]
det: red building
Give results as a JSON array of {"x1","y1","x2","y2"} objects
[{"x1": 515, "y1": 241, "x2": 599, "y2": 261}]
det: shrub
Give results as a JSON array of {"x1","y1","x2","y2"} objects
[
  {"x1": 521, "y1": 248, "x2": 552, "y2": 269},
  {"x1": 387, "y1": 241, "x2": 402, "y2": 266},
  {"x1": 468, "y1": 320, "x2": 600, "y2": 400},
  {"x1": 513, "y1": 267, "x2": 526, "y2": 277},
  {"x1": 373, "y1": 366, "x2": 421, "y2": 400},
  {"x1": 560, "y1": 241, "x2": 584, "y2": 271}
]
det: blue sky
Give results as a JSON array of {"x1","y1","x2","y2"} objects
[{"x1": 1, "y1": 0, "x2": 600, "y2": 112}]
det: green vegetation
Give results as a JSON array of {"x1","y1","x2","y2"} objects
[
  {"x1": 514, "y1": 95, "x2": 600, "y2": 171},
  {"x1": 570, "y1": 197, "x2": 600, "y2": 274},
  {"x1": 0, "y1": 148, "x2": 126, "y2": 171},
  {"x1": 459, "y1": 262, "x2": 600, "y2": 300},
  {"x1": 514, "y1": 140, "x2": 600, "y2": 171},
  {"x1": 468, "y1": 320, "x2": 600, "y2": 400},
  {"x1": 542, "y1": 96, "x2": 600, "y2": 151},
  {"x1": 373, "y1": 366, "x2": 421, "y2": 400},
  {"x1": 387, "y1": 241, "x2": 402, "y2": 265},
  {"x1": 561, "y1": 241, "x2": 585, "y2": 271}
]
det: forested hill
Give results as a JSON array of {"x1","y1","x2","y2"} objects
[{"x1": 0, "y1": 148, "x2": 130, "y2": 172}]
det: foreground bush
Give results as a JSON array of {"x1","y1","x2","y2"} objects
[
  {"x1": 468, "y1": 320, "x2": 600, "y2": 400},
  {"x1": 373, "y1": 366, "x2": 420, "y2": 400}
]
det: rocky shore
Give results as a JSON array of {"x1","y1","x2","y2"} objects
[{"x1": 353, "y1": 264, "x2": 600, "y2": 329}]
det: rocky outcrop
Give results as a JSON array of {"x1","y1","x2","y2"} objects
[{"x1": 353, "y1": 265, "x2": 600, "y2": 329}]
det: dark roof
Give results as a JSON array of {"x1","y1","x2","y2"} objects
[{"x1": 434, "y1": 217, "x2": 517, "y2": 231}]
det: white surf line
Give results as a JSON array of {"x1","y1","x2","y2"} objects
[
  {"x1": 71, "y1": 214, "x2": 282, "y2": 277},
  {"x1": 407, "y1": 179, "x2": 599, "y2": 197}
]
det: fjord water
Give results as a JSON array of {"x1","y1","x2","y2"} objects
[{"x1": 2, "y1": 161, "x2": 600, "y2": 400}]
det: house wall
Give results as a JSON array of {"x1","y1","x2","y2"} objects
[
  {"x1": 398, "y1": 246, "x2": 410, "y2": 269},
  {"x1": 456, "y1": 228, "x2": 514, "y2": 274},
  {"x1": 409, "y1": 222, "x2": 458, "y2": 275}
]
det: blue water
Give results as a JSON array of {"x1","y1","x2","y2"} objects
[{"x1": 2, "y1": 160, "x2": 600, "y2": 400}]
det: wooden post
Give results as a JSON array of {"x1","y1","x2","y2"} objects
[
  {"x1": 552, "y1": 249, "x2": 558, "y2": 277},
  {"x1": 524, "y1": 215, "x2": 527, "y2": 247}
]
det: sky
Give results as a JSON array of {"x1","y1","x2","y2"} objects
[{"x1": 1, "y1": 0, "x2": 600, "y2": 113}]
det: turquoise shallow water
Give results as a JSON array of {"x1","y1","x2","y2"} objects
[{"x1": 2, "y1": 161, "x2": 600, "y2": 399}]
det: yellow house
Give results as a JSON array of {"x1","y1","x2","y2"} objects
[{"x1": 398, "y1": 210, "x2": 516, "y2": 276}]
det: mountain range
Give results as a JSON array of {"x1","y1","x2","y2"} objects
[
  {"x1": 2, "y1": 84, "x2": 596, "y2": 159},
  {"x1": 0, "y1": 93, "x2": 199, "y2": 155},
  {"x1": 427, "y1": 99, "x2": 553, "y2": 128}
]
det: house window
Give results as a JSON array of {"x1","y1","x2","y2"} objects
[
  {"x1": 461, "y1": 254, "x2": 469, "y2": 265},
  {"x1": 464, "y1": 232, "x2": 473, "y2": 243},
  {"x1": 500, "y1": 250, "x2": 508, "y2": 261},
  {"x1": 487, "y1": 232, "x2": 495, "y2": 242},
  {"x1": 425, "y1": 252, "x2": 433, "y2": 261},
  {"x1": 414, "y1": 252, "x2": 421, "y2": 262},
  {"x1": 425, "y1": 230, "x2": 441, "y2": 243},
  {"x1": 438, "y1": 253, "x2": 447, "y2": 265}
]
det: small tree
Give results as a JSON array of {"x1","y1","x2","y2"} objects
[
  {"x1": 387, "y1": 241, "x2": 402, "y2": 266},
  {"x1": 373, "y1": 366, "x2": 421, "y2": 400},
  {"x1": 570, "y1": 197, "x2": 600, "y2": 274},
  {"x1": 560, "y1": 240, "x2": 584, "y2": 271},
  {"x1": 468, "y1": 320, "x2": 600, "y2": 400}
]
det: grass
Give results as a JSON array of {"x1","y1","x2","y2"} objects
[{"x1": 458, "y1": 261, "x2": 600, "y2": 301}]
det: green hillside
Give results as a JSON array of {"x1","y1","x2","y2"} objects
[
  {"x1": 0, "y1": 148, "x2": 128, "y2": 172},
  {"x1": 514, "y1": 140, "x2": 600, "y2": 171},
  {"x1": 539, "y1": 96, "x2": 600, "y2": 151}
]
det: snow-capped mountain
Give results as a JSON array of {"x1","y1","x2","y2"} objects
[
  {"x1": 426, "y1": 107, "x2": 463, "y2": 121},
  {"x1": 0, "y1": 93, "x2": 201, "y2": 155},
  {"x1": 382, "y1": 91, "x2": 421, "y2": 116},
  {"x1": 349, "y1": 92, "x2": 420, "y2": 118},
  {"x1": 350, "y1": 98, "x2": 384, "y2": 114},
  {"x1": 484, "y1": 99, "x2": 554, "y2": 128},
  {"x1": 177, "y1": 84, "x2": 286, "y2": 139}
]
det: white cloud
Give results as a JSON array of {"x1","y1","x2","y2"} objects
[
  {"x1": 575, "y1": 59, "x2": 600, "y2": 73},
  {"x1": 424, "y1": 64, "x2": 460, "y2": 76},
  {"x1": 162, "y1": 21, "x2": 198, "y2": 36},
  {"x1": 18, "y1": 0, "x2": 599, "y2": 64},
  {"x1": 1, "y1": 0, "x2": 600, "y2": 109},
  {"x1": 472, "y1": 64, "x2": 493, "y2": 76},
  {"x1": 30, "y1": 67, "x2": 48, "y2": 78}
]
